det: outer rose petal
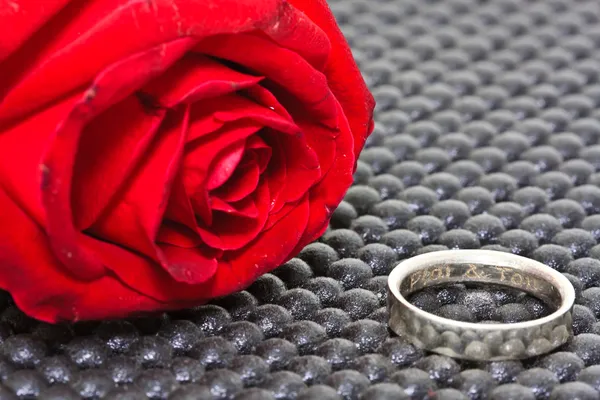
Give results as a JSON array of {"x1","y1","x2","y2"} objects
[
  {"x1": 0, "y1": 0, "x2": 70, "y2": 62},
  {"x1": 0, "y1": 185, "x2": 180, "y2": 323},
  {"x1": 286, "y1": 0, "x2": 375, "y2": 157},
  {"x1": 0, "y1": 91, "x2": 80, "y2": 228},
  {"x1": 291, "y1": 100, "x2": 355, "y2": 254},
  {"x1": 0, "y1": 0, "x2": 332, "y2": 123}
]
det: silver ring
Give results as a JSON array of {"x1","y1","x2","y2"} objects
[{"x1": 387, "y1": 250, "x2": 575, "y2": 361}]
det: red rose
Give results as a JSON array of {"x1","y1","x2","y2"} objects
[{"x1": 0, "y1": 0, "x2": 374, "y2": 322}]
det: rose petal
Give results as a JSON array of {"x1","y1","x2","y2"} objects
[
  {"x1": 41, "y1": 37, "x2": 196, "y2": 281},
  {"x1": 289, "y1": 100, "x2": 355, "y2": 255},
  {"x1": 83, "y1": 233, "x2": 218, "y2": 303},
  {"x1": 197, "y1": 32, "x2": 338, "y2": 128},
  {"x1": 205, "y1": 140, "x2": 246, "y2": 191},
  {"x1": 188, "y1": 93, "x2": 300, "y2": 142},
  {"x1": 243, "y1": 84, "x2": 293, "y2": 122},
  {"x1": 183, "y1": 119, "x2": 259, "y2": 224},
  {"x1": 166, "y1": 170, "x2": 212, "y2": 229},
  {"x1": 191, "y1": 95, "x2": 301, "y2": 220},
  {"x1": 264, "y1": 201, "x2": 298, "y2": 230},
  {"x1": 181, "y1": 93, "x2": 298, "y2": 227},
  {"x1": 0, "y1": 0, "x2": 71, "y2": 63},
  {"x1": 286, "y1": 0, "x2": 375, "y2": 157},
  {"x1": 0, "y1": 91, "x2": 79, "y2": 228},
  {"x1": 156, "y1": 221, "x2": 202, "y2": 248},
  {"x1": 211, "y1": 156, "x2": 261, "y2": 203},
  {"x1": 245, "y1": 134, "x2": 272, "y2": 173},
  {"x1": 90, "y1": 105, "x2": 197, "y2": 284},
  {"x1": 158, "y1": 243, "x2": 219, "y2": 285},
  {"x1": 0, "y1": 184, "x2": 82, "y2": 322},
  {"x1": 262, "y1": 128, "x2": 321, "y2": 203},
  {"x1": 252, "y1": 3, "x2": 331, "y2": 71},
  {"x1": 144, "y1": 53, "x2": 264, "y2": 107},
  {"x1": 0, "y1": 184, "x2": 173, "y2": 323},
  {"x1": 1, "y1": 0, "x2": 140, "y2": 120},
  {"x1": 90, "y1": 117, "x2": 220, "y2": 285},
  {"x1": 185, "y1": 95, "x2": 267, "y2": 142},
  {"x1": 72, "y1": 53, "x2": 267, "y2": 232},
  {"x1": 163, "y1": 174, "x2": 201, "y2": 233},
  {"x1": 292, "y1": 114, "x2": 338, "y2": 188},
  {"x1": 211, "y1": 135, "x2": 271, "y2": 203},
  {"x1": 72, "y1": 95, "x2": 166, "y2": 230},
  {"x1": 196, "y1": 180, "x2": 271, "y2": 251},
  {"x1": 239, "y1": 68, "x2": 338, "y2": 211},
  {"x1": 165, "y1": 121, "x2": 261, "y2": 232},
  {"x1": 1, "y1": 0, "x2": 328, "y2": 123},
  {"x1": 166, "y1": 97, "x2": 289, "y2": 252},
  {"x1": 263, "y1": 131, "x2": 287, "y2": 214},
  {"x1": 201, "y1": 194, "x2": 310, "y2": 298},
  {"x1": 210, "y1": 196, "x2": 259, "y2": 219}
]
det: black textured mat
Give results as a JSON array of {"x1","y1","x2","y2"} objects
[{"x1": 6, "y1": 0, "x2": 600, "y2": 399}]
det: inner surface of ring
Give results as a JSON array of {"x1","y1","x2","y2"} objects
[{"x1": 399, "y1": 263, "x2": 563, "y2": 310}]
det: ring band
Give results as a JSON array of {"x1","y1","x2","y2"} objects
[{"x1": 387, "y1": 250, "x2": 575, "y2": 361}]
